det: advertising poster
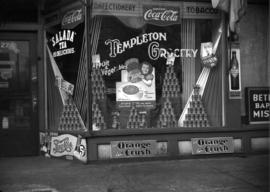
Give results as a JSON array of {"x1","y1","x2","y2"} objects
[
  {"x1": 50, "y1": 134, "x2": 87, "y2": 162},
  {"x1": 116, "y1": 59, "x2": 156, "y2": 108},
  {"x1": 191, "y1": 137, "x2": 234, "y2": 155},
  {"x1": 50, "y1": 134, "x2": 77, "y2": 157},
  {"x1": 111, "y1": 140, "x2": 157, "y2": 158},
  {"x1": 246, "y1": 87, "x2": 270, "y2": 124},
  {"x1": 229, "y1": 48, "x2": 242, "y2": 99},
  {"x1": 46, "y1": 6, "x2": 84, "y2": 87}
]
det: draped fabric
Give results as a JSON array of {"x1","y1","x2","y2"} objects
[
  {"x1": 46, "y1": 48, "x2": 64, "y2": 132},
  {"x1": 73, "y1": 16, "x2": 103, "y2": 127},
  {"x1": 179, "y1": 19, "x2": 223, "y2": 127},
  {"x1": 212, "y1": 0, "x2": 247, "y2": 32},
  {"x1": 181, "y1": 19, "x2": 196, "y2": 107},
  {"x1": 202, "y1": 59, "x2": 222, "y2": 127}
]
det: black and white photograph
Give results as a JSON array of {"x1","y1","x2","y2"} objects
[{"x1": 0, "y1": 0, "x2": 269, "y2": 191}]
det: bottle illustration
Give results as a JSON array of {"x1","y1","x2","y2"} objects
[
  {"x1": 230, "y1": 51, "x2": 240, "y2": 90},
  {"x1": 2, "y1": 117, "x2": 9, "y2": 129}
]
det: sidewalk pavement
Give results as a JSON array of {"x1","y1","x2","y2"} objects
[{"x1": 0, "y1": 155, "x2": 269, "y2": 192}]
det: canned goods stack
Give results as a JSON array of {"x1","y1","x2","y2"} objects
[
  {"x1": 157, "y1": 98, "x2": 177, "y2": 128},
  {"x1": 162, "y1": 65, "x2": 181, "y2": 98},
  {"x1": 91, "y1": 66, "x2": 107, "y2": 131},
  {"x1": 91, "y1": 67, "x2": 106, "y2": 100},
  {"x1": 58, "y1": 97, "x2": 87, "y2": 132},
  {"x1": 183, "y1": 84, "x2": 210, "y2": 127},
  {"x1": 92, "y1": 98, "x2": 107, "y2": 130},
  {"x1": 127, "y1": 104, "x2": 147, "y2": 129}
]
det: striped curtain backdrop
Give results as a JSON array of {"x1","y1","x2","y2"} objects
[
  {"x1": 46, "y1": 47, "x2": 64, "y2": 131},
  {"x1": 73, "y1": 16, "x2": 103, "y2": 128},
  {"x1": 180, "y1": 19, "x2": 222, "y2": 127}
]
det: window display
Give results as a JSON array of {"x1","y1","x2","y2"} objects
[{"x1": 90, "y1": 1, "x2": 223, "y2": 131}]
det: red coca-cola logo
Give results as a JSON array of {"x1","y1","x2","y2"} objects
[{"x1": 143, "y1": 6, "x2": 180, "y2": 26}]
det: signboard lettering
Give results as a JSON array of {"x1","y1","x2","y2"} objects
[
  {"x1": 50, "y1": 134, "x2": 77, "y2": 157},
  {"x1": 62, "y1": 8, "x2": 84, "y2": 29},
  {"x1": 50, "y1": 30, "x2": 76, "y2": 58},
  {"x1": 111, "y1": 140, "x2": 157, "y2": 158},
  {"x1": 105, "y1": 33, "x2": 197, "y2": 60},
  {"x1": 53, "y1": 137, "x2": 73, "y2": 153},
  {"x1": 246, "y1": 87, "x2": 270, "y2": 124},
  {"x1": 192, "y1": 137, "x2": 234, "y2": 155},
  {"x1": 143, "y1": 5, "x2": 181, "y2": 26}
]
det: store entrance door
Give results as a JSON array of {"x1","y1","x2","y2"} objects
[{"x1": 0, "y1": 32, "x2": 38, "y2": 157}]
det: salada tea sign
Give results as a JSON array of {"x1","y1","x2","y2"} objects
[
  {"x1": 111, "y1": 140, "x2": 157, "y2": 158},
  {"x1": 191, "y1": 137, "x2": 234, "y2": 155},
  {"x1": 246, "y1": 87, "x2": 270, "y2": 124}
]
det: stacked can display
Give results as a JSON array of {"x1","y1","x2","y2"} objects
[
  {"x1": 127, "y1": 104, "x2": 147, "y2": 129},
  {"x1": 92, "y1": 98, "x2": 107, "y2": 130},
  {"x1": 162, "y1": 65, "x2": 181, "y2": 98},
  {"x1": 58, "y1": 97, "x2": 87, "y2": 132},
  {"x1": 91, "y1": 66, "x2": 107, "y2": 130},
  {"x1": 183, "y1": 85, "x2": 210, "y2": 127},
  {"x1": 91, "y1": 67, "x2": 106, "y2": 100},
  {"x1": 157, "y1": 98, "x2": 177, "y2": 128},
  {"x1": 157, "y1": 65, "x2": 180, "y2": 128}
]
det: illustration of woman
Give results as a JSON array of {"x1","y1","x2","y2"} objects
[{"x1": 139, "y1": 61, "x2": 154, "y2": 87}]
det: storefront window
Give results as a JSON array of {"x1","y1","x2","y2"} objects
[
  {"x1": 90, "y1": 1, "x2": 223, "y2": 131},
  {"x1": 45, "y1": 6, "x2": 87, "y2": 133}
]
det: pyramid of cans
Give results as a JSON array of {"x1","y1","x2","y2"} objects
[
  {"x1": 92, "y1": 97, "x2": 107, "y2": 130},
  {"x1": 91, "y1": 66, "x2": 107, "y2": 130},
  {"x1": 58, "y1": 97, "x2": 87, "y2": 132},
  {"x1": 157, "y1": 98, "x2": 177, "y2": 128},
  {"x1": 127, "y1": 104, "x2": 147, "y2": 129},
  {"x1": 183, "y1": 85, "x2": 210, "y2": 127},
  {"x1": 162, "y1": 65, "x2": 181, "y2": 98},
  {"x1": 91, "y1": 67, "x2": 106, "y2": 100},
  {"x1": 157, "y1": 65, "x2": 179, "y2": 128}
]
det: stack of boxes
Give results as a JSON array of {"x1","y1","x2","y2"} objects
[
  {"x1": 183, "y1": 85, "x2": 210, "y2": 127},
  {"x1": 58, "y1": 97, "x2": 87, "y2": 132}
]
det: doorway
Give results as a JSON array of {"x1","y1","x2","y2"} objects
[{"x1": 0, "y1": 32, "x2": 38, "y2": 157}]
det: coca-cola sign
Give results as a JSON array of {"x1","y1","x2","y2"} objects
[
  {"x1": 62, "y1": 7, "x2": 84, "y2": 29},
  {"x1": 143, "y1": 5, "x2": 181, "y2": 26}
]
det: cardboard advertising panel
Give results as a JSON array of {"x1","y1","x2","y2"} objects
[
  {"x1": 111, "y1": 140, "x2": 157, "y2": 158},
  {"x1": 50, "y1": 134, "x2": 87, "y2": 162},
  {"x1": 192, "y1": 137, "x2": 234, "y2": 155}
]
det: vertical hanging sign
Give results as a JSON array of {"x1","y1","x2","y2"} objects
[{"x1": 229, "y1": 46, "x2": 242, "y2": 99}]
